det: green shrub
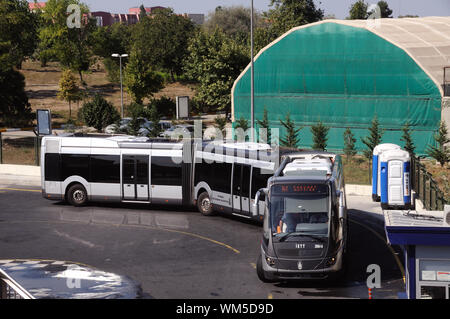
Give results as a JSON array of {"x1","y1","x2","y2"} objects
[
  {"x1": 78, "y1": 94, "x2": 120, "y2": 131},
  {"x1": 149, "y1": 96, "x2": 176, "y2": 118}
]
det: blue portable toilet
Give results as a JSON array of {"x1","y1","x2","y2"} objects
[
  {"x1": 380, "y1": 149, "x2": 411, "y2": 210},
  {"x1": 372, "y1": 144, "x2": 401, "y2": 202}
]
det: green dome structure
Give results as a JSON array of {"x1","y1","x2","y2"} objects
[{"x1": 232, "y1": 17, "x2": 450, "y2": 154}]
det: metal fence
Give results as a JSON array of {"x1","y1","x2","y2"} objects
[
  {"x1": 0, "y1": 269, "x2": 34, "y2": 299},
  {"x1": 411, "y1": 155, "x2": 448, "y2": 211},
  {"x1": 0, "y1": 132, "x2": 41, "y2": 166}
]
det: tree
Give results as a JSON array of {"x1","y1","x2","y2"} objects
[
  {"x1": 311, "y1": 120, "x2": 329, "y2": 151},
  {"x1": 203, "y1": 6, "x2": 262, "y2": 44},
  {"x1": 149, "y1": 96, "x2": 176, "y2": 119},
  {"x1": 401, "y1": 122, "x2": 416, "y2": 156},
  {"x1": 91, "y1": 23, "x2": 132, "y2": 83},
  {"x1": 0, "y1": 0, "x2": 39, "y2": 69},
  {"x1": 132, "y1": 8, "x2": 195, "y2": 81},
  {"x1": 139, "y1": 4, "x2": 147, "y2": 20},
  {"x1": 280, "y1": 112, "x2": 301, "y2": 148},
  {"x1": 235, "y1": 117, "x2": 249, "y2": 131},
  {"x1": 399, "y1": 15, "x2": 419, "y2": 18},
  {"x1": 78, "y1": 94, "x2": 120, "y2": 131},
  {"x1": 257, "y1": 107, "x2": 271, "y2": 144},
  {"x1": 361, "y1": 115, "x2": 384, "y2": 159},
  {"x1": 38, "y1": 0, "x2": 96, "y2": 83},
  {"x1": 125, "y1": 103, "x2": 146, "y2": 136},
  {"x1": 426, "y1": 121, "x2": 450, "y2": 167},
  {"x1": 343, "y1": 128, "x2": 357, "y2": 160},
  {"x1": 214, "y1": 115, "x2": 228, "y2": 139},
  {"x1": 146, "y1": 104, "x2": 162, "y2": 138},
  {"x1": 349, "y1": 0, "x2": 369, "y2": 19},
  {"x1": 377, "y1": 1, "x2": 393, "y2": 18},
  {"x1": 58, "y1": 69, "x2": 81, "y2": 119},
  {"x1": 255, "y1": 0, "x2": 324, "y2": 50},
  {"x1": 0, "y1": 0, "x2": 36, "y2": 126},
  {"x1": 0, "y1": 68, "x2": 32, "y2": 127},
  {"x1": 184, "y1": 28, "x2": 249, "y2": 113},
  {"x1": 124, "y1": 51, "x2": 164, "y2": 104}
]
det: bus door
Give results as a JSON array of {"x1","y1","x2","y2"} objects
[
  {"x1": 122, "y1": 155, "x2": 149, "y2": 201},
  {"x1": 232, "y1": 163, "x2": 251, "y2": 215}
]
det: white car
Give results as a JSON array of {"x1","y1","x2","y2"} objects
[
  {"x1": 105, "y1": 118, "x2": 150, "y2": 135},
  {"x1": 160, "y1": 124, "x2": 194, "y2": 139}
]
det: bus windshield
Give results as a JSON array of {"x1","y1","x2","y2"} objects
[{"x1": 270, "y1": 184, "x2": 329, "y2": 240}]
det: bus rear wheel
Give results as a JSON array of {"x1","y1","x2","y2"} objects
[
  {"x1": 67, "y1": 184, "x2": 88, "y2": 207},
  {"x1": 197, "y1": 192, "x2": 215, "y2": 216}
]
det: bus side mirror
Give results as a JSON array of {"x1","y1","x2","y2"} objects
[{"x1": 252, "y1": 188, "x2": 268, "y2": 215}]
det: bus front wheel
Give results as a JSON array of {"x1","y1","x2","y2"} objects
[
  {"x1": 197, "y1": 192, "x2": 215, "y2": 216},
  {"x1": 67, "y1": 184, "x2": 88, "y2": 207}
]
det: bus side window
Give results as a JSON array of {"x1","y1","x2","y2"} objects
[
  {"x1": 45, "y1": 153, "x2": 62, "y2": 181},
  {"x1": 151, "y1": 156, "x2": 182, "y2": 186},
  {"x1": 61, "y1": 154, "x2": 90, "y2": 181},
  {"x1": 251, "y1": 167, "x2": 269, "y2": 199}
]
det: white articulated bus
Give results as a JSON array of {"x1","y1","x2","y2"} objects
[{"x1": 41, "y1": 136, "x2": 279, "y2": 221}]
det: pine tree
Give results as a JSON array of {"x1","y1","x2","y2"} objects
[
  {"x1": 361, "y1": 115, "x2": 384, "y2": 159},
  {"x1": 343, "y1": 128, "x2": 357, "y2": 160},
  {"x1": 235, "y1": 116, "x2": 249, "y2": 141},
  {"x1": 235, "y1": 117, "x2": 248, "y2": 130},
  {"x1": 139, "y1": 5, "x2": 147, "y2": 20},
  {"x1": 257, "y1": 107, "x2": 271, "y2": 144},
  {"x1": 214, "y1": 115, "x2": 228, "y2": 140},
  {"x1": 311, "y1": 120, "x2": 329, "y2": 151},
  {"x1": 147, "y1": 104, "x2": 162, "y2": 138},
  {"x1": 426, "y1": 121, "x2": 450, "y2": 167},
  {"x1": 280, "y1": 112, "x2": 301, "y2": 148},
  {"x1": 401, "y1": 122, "x2": 415, "y2": 157}
]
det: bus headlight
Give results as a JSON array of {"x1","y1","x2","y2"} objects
[
  {"x1": 265, "y1": 256, "x2": 276, "y2": 267},
  {"x1": 325, "y1": 257, "x2": 336, "y2": 267}
]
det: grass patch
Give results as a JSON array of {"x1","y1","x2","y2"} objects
[
  {"x1": 1, "y1": 138, "x2": 37, "y2": 165},
  {"x1": 342, "y1": 155, "x2": 371, "y2": 185},
  {"x1": 422, "y1": 160, "x2": 450, "y2": 203}
]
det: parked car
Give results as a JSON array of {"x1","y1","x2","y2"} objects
[
  {"x1": 105, "y1": 118, "x2": 150, "y2": 135},
  {"x1": 160, "y1": 124, "x2": 194, "y2": 139},
  {"x1": 138, "y1": 121, "x2": 173, "y2": 137},
  {"x1": 104, "y1": 118, "x2": 132, "y2": 134}
]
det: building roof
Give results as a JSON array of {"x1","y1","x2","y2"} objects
[
  {"x1": 333, "y1": 17, "x2": 450, "y2": 97},
  {"x1": 28, "y1": 2, "x2": 46, "y2": 10},
  {"x1": 240, "y1": 17, "x2": 450, "y2": 98}
]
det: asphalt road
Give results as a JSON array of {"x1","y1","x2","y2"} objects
[{"x1": 0, "y1": 185, "x2": 404, "y2": 299}]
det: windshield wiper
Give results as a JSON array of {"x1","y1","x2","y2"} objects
[{"x1": 277, "y1": 232, "x2": 326, "y2": 243}]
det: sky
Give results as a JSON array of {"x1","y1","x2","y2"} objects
[{"x1": 82, "y1": 0, "x2": 450, "y2": 19}]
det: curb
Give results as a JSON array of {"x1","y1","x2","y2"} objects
[{"x1": 0, "y1": 164, "x2": 40, "y2": 176}]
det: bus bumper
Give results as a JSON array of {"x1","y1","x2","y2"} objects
[{"x1": 261, "y1": 248, "x2": 344, "y2": 280}]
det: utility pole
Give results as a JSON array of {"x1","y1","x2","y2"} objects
[
  {"x1": 112, "y1": 53, "x2": 129, "y2": 118},
  {"x1": 250, "y1": 0, "x2": 255, "y2": 142}
]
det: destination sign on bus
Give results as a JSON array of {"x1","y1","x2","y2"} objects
[{"x1": 272, "y1": 183, "x2": 328, "y2": 195}]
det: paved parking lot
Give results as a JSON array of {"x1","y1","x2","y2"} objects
[{"x1": 0, "y1": 186, "x2": 404, "y2": 299}]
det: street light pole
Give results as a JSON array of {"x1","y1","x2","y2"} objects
[
  {"x1": 112, "y1": 53, "x2": 128, "y2": 118},
  {"x1": 250, "y1": 0, "x2": 255, "y2": 143}
]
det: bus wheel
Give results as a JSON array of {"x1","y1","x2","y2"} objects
[
  {"x1": 67, "y1": 184, "x2": 88, "y2": 207},
  {"x1": 197, "y1": 192, "x2": 215, "y2": 216},
  {"x1": 256, "y1": 254, "x2": 274, "y2": 283}
]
